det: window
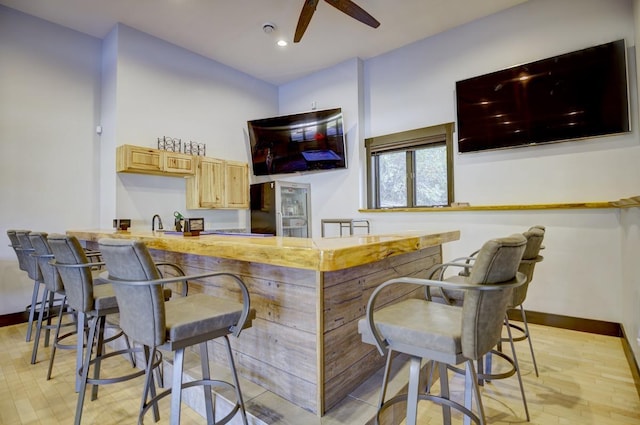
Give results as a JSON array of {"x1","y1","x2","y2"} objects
[{"x1": 365, "y1": 123, "x2": 454, "y2": 208}]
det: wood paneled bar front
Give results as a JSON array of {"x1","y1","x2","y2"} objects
[{"x1": 67, "y1": 229, "x2": 460, "y2": 415}]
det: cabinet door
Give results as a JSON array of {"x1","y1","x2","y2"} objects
[
  {"x1": 198, "y1": 157, "x2": 225, "y2": 208},
  {"x1": 117, "y1": 145, "x2": 163, "y2": 174},
  {"x1": 163, "y1": 151, "x2": 196, "y2": 175},
  {"x1": 224, "y1": 161, "x2": 249, "y2": 209}
]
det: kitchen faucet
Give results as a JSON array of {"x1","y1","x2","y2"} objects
[{"x1": 152, "y1": 214, "x2": 163, "y2": 231}]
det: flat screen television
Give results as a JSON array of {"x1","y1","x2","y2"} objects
[
  {"x1": 455, "y1": 39, "x2": 630, "y2": 153},
  {"x1": 247, "y1": 108, "x2": 347, "y2": 176}
]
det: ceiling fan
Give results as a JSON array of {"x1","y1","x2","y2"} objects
[{"x1": 294, "y1": 0, "x2": 381, "y2": 43}]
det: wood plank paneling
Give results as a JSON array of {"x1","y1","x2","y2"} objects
[{"x1": 321, "y1": 246, "x2": 443, "y2": 413}]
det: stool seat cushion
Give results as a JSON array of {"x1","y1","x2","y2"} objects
[
  {"x1": 165, "y1": 294, "x2": 244, "y2": 343},
  {"x1": 359, "y1": 298, "x2": 462, "y2": 360},
  {"x1": 92, "y1": 283, "x2": 119, "y2": 311}
]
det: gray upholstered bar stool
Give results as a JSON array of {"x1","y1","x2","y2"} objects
[
  {"x1": 8, "y1": 229, "x2": 42, "y2": 342},
  {"x1": 359, "y1": 234, "x2": 527, "y2": 425},
  {"x1": 28, "y1": 232, "x2": 73, "y2": 367},
  {"x1": 15, "y1": 230, "x2": 47, "y2": 343},
  {"x1": 431, "y1": 227, "x2": 545, "y2": 421},
  {"x1": 48, "y1": 234, "x2": 147, "y2": 425},
  {"x1": 506, "y1": 226, "x2": 545, "y2": 376},
  {"x1": 437, "y1": 227, "x2": 545, "y2": 373},
  {"x1": 7, "y1": 230, "x2": 31, "y2": 329},
  {"x1": 98, "y1": 237, "x2": 254, "y2": 425}
]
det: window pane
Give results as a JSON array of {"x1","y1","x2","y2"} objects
[
  {"x1": 415, "y1": 145, "x2": 447, "y2": 206},
  {"x1": 378, "y1": 151, "x2": 407, "y2": 207}
]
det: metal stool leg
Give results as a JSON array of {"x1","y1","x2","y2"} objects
[
  {"x1": 439, "y1": 362, "x2": 452, "y2": 425},
  {"x1": 30, "y1": 288, "x2": 50, "y2": 364},
  {"x1": 75, "y1": 315, "x2": 99, "y2": 425},
  {"x1": 139, "y1": 346, "x2": 160, "y2": 424},
  {"x1": 378, "y1": 348, "x2": 394, "y2": 408},
  {"x1": 47, "y1": 297, "x2": 71, "y2": 380},
  {"x1": 25, "y1": 280, "x2": 41, "y2": 342},
  {"x1": 170, "y1": 347, "x2": 185, "y2": 425},
  {"x1": 200, "y1": 342, "x2": 214, "y2": 423},
  {"x1": 505, "y1": 316, "x2": 530, "y2": 421},
  {"x1": 223, "y1": 335, "x2": 249, "y2": 425},
  {"x1": 520, "y1": 305, "x2": 539, "y2": 377}
]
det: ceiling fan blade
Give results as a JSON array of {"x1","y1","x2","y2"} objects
[
  {"x1": 294, "y1": 0, "x2": 321, "y2": 43},
  {"x1": 324, "y1": 0, "x2": 380, "y2": 28}
]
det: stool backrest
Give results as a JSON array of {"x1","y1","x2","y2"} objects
[
  {"x1": 47, "y1": 234, "x2": 95, "y2": 313},
  {"x1": 97, "y1": 238, "x2": 165, "y2": 348},
  {"x1": 29, "y1": 232, "x2": 64, "y2": 293},
  {"x1": 462, "y1": 233, "x2": 526, "y2": 359},
  {"x1": 512, "y1": 227, "x2": 545, "y2": 307},
  {"x1": 16, "y1": 230, "x2": 42, "y2": 281},
  {"x1": 7, "y1": 229, "x2": 29, "y2": 272}
]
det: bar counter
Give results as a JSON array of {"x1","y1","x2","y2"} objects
[
  {"x1": 67, "y1": 229, "x2": 459, "y2": 272},
  {"x1": 68, "y1": 229, "x2": 459, "y2": 415}
]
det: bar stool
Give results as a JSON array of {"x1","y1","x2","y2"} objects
[
  {"x1": 8, "y1": 229, "x2": 41, "y2": 342},
  {"x1": 98, "y1": 237, "x2": 255, "y2": 425},
  {"x1": 321, "y1": 218, "x2": 370, "y2": 237},
  {"x1": 359, "y1": 234, "x2": 527, "y2": 425},
  {"x1": 28, "y1": 232, "x2": 72, "y2": 366},
  {"x1": 430, "y1": 227, "x2": 545, "y2": 422},
  {"x1": 505, "y1": 226, "x2": 545, "y2": 377},
  {"x1": 48, "y1": 234, "x2": 152, "y2": 425},
  {"x1": 15, "y1": 230, "x2": 46, "y2": 343}
]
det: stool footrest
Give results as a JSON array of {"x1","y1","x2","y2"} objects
[
  {"x1": 377, "y1": 391, "x2": 482, "y2": 425},
  {"x1": 82, "y1": 347, "x2": 160, "y2": 387},
  {"x1": 140, "y1": 378, "x2": 243, "y2": 425}
]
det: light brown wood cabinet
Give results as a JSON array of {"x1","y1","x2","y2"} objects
[
  {"x1": 117, "y1": 144, "x2": 249, "y2": 210},
  {"x1": 186, "y1": 157, "x2": 249, "y2": 209},
  {"x1": 224, "y1": 160, "x2": 249, "y2": 209},
  {"x1": 116, "y1": 144, "x2": 195, "y2": 176},
  {"x1": 186, "y1": 157, "x2": 224, "y2": 209}
]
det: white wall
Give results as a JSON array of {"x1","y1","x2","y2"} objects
[
  {"x1": 276, "y1": 58, "x2": 364, "y2": 238},
  {"x1": 107, "y1": 24, "x2": 278, "y2": 232},
  {"x1": 363, "y1": 0, "x2": 638, "y2": 321},
  {"x1": 0, "y1": 6, "x2": 102, "y2": 313},
  {"x1": 366, "y1": 0, "x2": 638, "y2": 205},
  {"x1": 273, "y1": 0, "x2": 638, "y2": 337},
  {"x1": 626, "y1": 0, "x2": 640, "y2": 367}
]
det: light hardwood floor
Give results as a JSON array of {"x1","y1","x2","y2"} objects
[
  {"x1": 0, "y1": 320, "x2": 638, "y2": 424},
  {"x1": 407, "y1": 325, "x2": 640, "y2": 425}
]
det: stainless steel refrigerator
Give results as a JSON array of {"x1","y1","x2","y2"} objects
[{"x1": 250, "y1": 181, "x2": 311, "y2": 237}]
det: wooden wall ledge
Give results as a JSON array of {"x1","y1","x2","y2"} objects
[{"x1": 359, "y1": 199, "x2": 640, "y2": 213}]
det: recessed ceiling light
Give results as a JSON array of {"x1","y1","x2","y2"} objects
[{"x1": 277, "y1": 40, "x2": 288, "y2": 47}]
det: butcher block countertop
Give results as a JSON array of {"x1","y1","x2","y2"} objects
[{"x1": 66, "y1": 229, "x2": 460, "y2": 272}]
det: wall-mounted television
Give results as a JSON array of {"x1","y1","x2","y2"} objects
[
  {"x1": 455, "y1": 39, "x2": 630, "y2": 153},
  {"x1": 247, "y1": 108, "x2": 347, "y2": 176}
]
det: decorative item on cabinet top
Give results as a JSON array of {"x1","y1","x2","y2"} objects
[
  {"x1": 183, "y1": 140, "x2": 206, "y2": 156},
  {"x1": 157, "y1": 136, "x2": 182, "y2": 152},
  {"x1": 157, "y1": 137, "x2": 207, "y2": 157}
]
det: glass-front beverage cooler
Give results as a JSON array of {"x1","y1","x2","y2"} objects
[{"x1": 250, "y1": 181, "x2": 311, "y2": 237}]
